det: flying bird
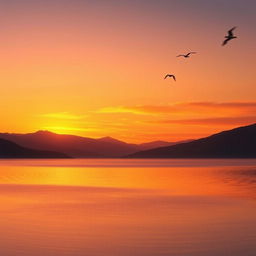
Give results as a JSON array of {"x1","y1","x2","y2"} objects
[
  {"x1": 222, "y1": 27, "x2": 237, "y2": 46},
  {"x1": 176, "y1": 52, "x2": 196, "y2": 58},
  {"x1": 164, "y1": 74, "x2": 176, "y2": 81}
]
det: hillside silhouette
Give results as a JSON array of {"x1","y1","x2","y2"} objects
[
  {"x1": 0, "y1": 138, "x2": 69, "y2": 158},
  {"x1": 128, "y1": 123, "x2": 256, "y2": 158},
  {"x1": 0, "y1": 131, "x2": 184, "y2": 158}
]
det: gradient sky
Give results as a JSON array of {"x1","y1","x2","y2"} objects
[{"x1": 0, "y1": 0, "x2": 256, "y2": 142}]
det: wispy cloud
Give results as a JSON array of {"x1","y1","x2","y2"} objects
[
  {"x1": 96, "y1": 102, "x2": 256, "y2": 116},
  {"x1": 40, "y1": 112, "x2": 88, "y2": 120},
  {"x1": 96, "y1": 106, "x2": 155, "y2": 115},
  {"x1": 150, "y1": 116, "x2": 256, "y2": 126},
  {"x1": 43, "y1": 126, "x2": 96, "y2": 132}
]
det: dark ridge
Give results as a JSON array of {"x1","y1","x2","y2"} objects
[
  {"x1": 0, "y1": 138, "x2": 70, "y2": 158},
  {"x1": 0, "y1": 131, "x2": 182, "y2": 158},
  {"x1": 127, "y1": 123, "x2": 256, "y2": 158}
]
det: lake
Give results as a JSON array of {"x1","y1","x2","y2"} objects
[{"x1": 0, "y1": 159, "x2": 256, "y2": 256}]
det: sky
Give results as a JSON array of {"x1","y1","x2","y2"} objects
[{"x1": 0, "y1": 0, "x2": 255, "y2": 142}]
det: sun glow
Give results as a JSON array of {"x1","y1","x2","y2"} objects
[{"x1": 42, "y1": 126, "x2": 96, "y2": 134}]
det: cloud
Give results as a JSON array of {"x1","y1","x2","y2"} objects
[
  {"x1": 96, "y1": 102, "x2": 256, "y2": 116},
  {"x1": 40, "y1": 112, "x2": 87, "y2": 120},
  {"x1": 183, "y1": 102, "x2": 256, "y2": 108},
  {"x1": 96, "y1": 106, "x2": 156, "y2": 115},
  {"x1": 43, "y1": 126, "x2": 96, "y2": 132},
  {"x1": 151, "y1": 116, "x2": 256, "y2": 126}
]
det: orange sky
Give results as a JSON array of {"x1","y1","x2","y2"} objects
[{"x1": 0, "y1": 0, "x2": 255, "y2": 143}]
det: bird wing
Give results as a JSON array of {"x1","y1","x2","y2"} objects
[
  {"x1": 164, "y1": 74, "x2": 176, "y2": 81},
  {"x1": 184, "y1": 52, "x2": 196, "y2": 57},
  {"x1": 176, "y1": 55, "x2": 184, "y2": 57},
  {"x1": 222, "y1": 38, "x2": 230, "y2": 46},
  {"x1": 228, "y1": 27, "x2": 236, "y2": 37}
]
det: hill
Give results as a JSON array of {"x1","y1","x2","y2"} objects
[
  {"x1": 0, "y1": 138, "x2": 69, "y2": 158},
  {"x1": 0, "y1": 131, "x2": 183, "y2": 158},
  {"x1": 128, "y1": 123, "x2": 256, "y2": 158}
]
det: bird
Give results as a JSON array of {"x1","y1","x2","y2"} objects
[
  {"x1": 176, "y1": 52, "x2": 196, "y2": 58},
  {"x1": 164, "y1": 74, "x2": 176, "y2": 81},
  {"x1": 222, "y1": 27, "x2": 237, "y2": 46}
]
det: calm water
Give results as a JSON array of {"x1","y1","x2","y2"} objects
[{"x1": 0, "y1": 159, "x2": 256, "y2": 256}]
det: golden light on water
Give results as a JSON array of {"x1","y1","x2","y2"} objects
[{"x1": 0, "y1": 159, "x2": 256, "y2": 255}]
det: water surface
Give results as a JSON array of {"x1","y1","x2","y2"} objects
[{"x1": 0, "y1": 159, "x2": 256, "y2": 256}]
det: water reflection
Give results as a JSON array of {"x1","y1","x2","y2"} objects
[
  {"x1": 0, "y1": 159, "x2": 256, "y2": 256},
  {"x1": 217, "y1": 169, "x2": 256, "y2": 199}
]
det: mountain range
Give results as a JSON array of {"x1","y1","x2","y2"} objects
[
  {"x1": 0, "y1": 131, "x2": 185, "y2": 158},
  {"x1": 0, "y1": 138, "x2": 69, "y2": 158},
  {"x1": 128, "y1": 123, "x2": 256, "y2": 158},
  {"x1": 1, "y1": 123, "x2": 255, "y2": 159}
]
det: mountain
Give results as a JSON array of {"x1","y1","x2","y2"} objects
[
  {"x1": 97, "y1": 136, "x2": 137, "y2": 147},
  {"x1": 128, "y1": 123, "x2": 256, "y2": 158},
  {"x1": 138, "y1": 140, "x2": 193, "y2": 150},
  {"x1": 0, "y1": 131, "x2": 185, "y2": 158},
  {"x1": 0, "y1": 138, "x2": 69, "y2": 158},
  {"x1": 0, "y1": 131, "x2": 114, "y2": 158},
  {"x1": 98, "y1": 137, "x2": 190, "y2": 150}
]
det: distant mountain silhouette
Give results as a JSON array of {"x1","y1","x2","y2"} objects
[
  {"x1": 0, "y1": 131, "x2": 186, "y2": 158},
  {"x1": 139, "y1": 140, "x2": 193, "y2": 150},
  {"x1": 97, "y1": 137, "x2": 190, "y2": 150},
  {"x1": 97, "y1": 136, "x2": 136, "y2": 146},
  {"x1": 0, "y1": 138, "x2": 69, "y2": 158},
  {"x1": 128, "y1": 123, "x2": 256, "y2": 158}
]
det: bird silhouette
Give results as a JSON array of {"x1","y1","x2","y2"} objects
[
  {"x1": 222, "y1": 27, "x2": 237, "y2": 46},
  {"x1": 176, "y1": 52, "x2": 196, "y2": 58},
  {"x1": 164, "y1": 74, "x2": 176, "y2": 81}
]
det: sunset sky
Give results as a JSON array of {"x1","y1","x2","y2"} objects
[{"x1": 1, "y1": 0, "x2": 256, "y2": 143}]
